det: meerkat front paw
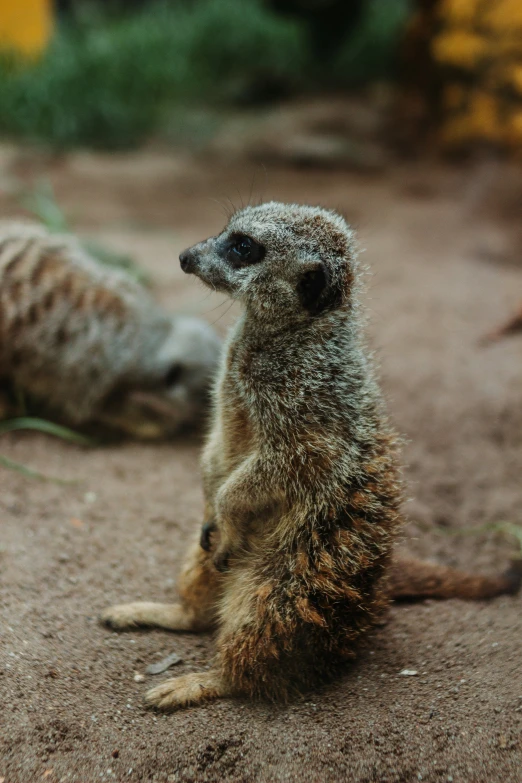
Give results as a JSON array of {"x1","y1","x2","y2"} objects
[{"x1": 145, "y1": 671, "x2": 227, "y2": 710}]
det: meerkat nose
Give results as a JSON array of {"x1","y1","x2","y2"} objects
[{"x1": 179, "y1": 248, "x2": 195, "y2": 273}]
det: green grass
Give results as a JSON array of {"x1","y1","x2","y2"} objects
[
  {"x1": 435, "y1": 520, "x2": 522, "y2": 558},
  {"x1": 22, "y1": 179, "x2": 150, "y2": 284},
  {"x1": 0, "y1": 0, "x2": 409, "y2": 150},
  {"x1": 332, "y1": 0, "x2": 411, "y2": 87},
  {"x1": 0, "y1": 417, "x2": 95, "y2": 446},
  {"x1": 0, "y1": 453, "x2": 79, "y2": 484},
  {"x1": 0, "y1": 0, "x2": 305, "y2": 149},
  {"x1": 0, "y1": 417, "x2": 93, "y2": 483}
]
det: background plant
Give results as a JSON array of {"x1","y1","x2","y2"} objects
[{"x1": 0, "y1": 0, "x2": 410, "y2": 149}]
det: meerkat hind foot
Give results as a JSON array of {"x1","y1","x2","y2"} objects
[
  {"x1": 100, "y1": 602, "x2": 198, "y2": 631},
  {"x1": 145, "y1": 670, "x2": 228, "y2": 711}
]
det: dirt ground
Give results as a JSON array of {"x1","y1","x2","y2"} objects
[{"x1": 1, "y1": 147, "x2": 522, "y2": 783}]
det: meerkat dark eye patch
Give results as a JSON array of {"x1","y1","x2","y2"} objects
[
  {"x1": 297, "y1": 263, "x2": 344, "y2": 315},
  {"x1": 226, "y1": 233, "x2": 265, "y2": 268},
  {"x1": 164, "y1": 363, "x2": 183, "y2": 386}
]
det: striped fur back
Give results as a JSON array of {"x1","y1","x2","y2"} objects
[{"x1": 0, "y1": 221, "x2": 162, "y2": 422}]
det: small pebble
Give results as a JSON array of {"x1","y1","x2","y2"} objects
[
  {"x1": 134, "y1": 673, "x2": 145, "y2": 683},
  {"x1": 399, "y1": 669, "x2": 418, "y2": 676}
]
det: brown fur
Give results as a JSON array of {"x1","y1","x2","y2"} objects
[
  {"x1": 387, "y1": 557, "x2": 522, "y2": 601},
  {"x1": 101, "y1": 203, "x2": 521, "y2": 710}
]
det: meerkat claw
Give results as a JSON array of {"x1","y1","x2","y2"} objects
[{"x1": 200, "y1": 521, "x2": 216, "y2": 552}]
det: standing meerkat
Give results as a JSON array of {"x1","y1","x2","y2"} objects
[
  {"x1": 102, "y1": 202, "x2": 521, "y2": 708},
  {"x1": 0, "y1": 221, "x2": 220, "y2": 438}
]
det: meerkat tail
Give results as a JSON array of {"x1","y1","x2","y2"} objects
[{"x1": 387, "y1": 556, "x2": 522, "y2": 601}]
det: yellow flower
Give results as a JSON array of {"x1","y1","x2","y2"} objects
[
  {"x1": 483, "y1": 0, "x2": 522, "y2": 33},
  {"x1": 509, "y1": 65, "x2": 522, "y2": 94},
  {"x1": 0, "y1": 0, "x2": 53, "y2": 58},
  {"x1": 441, "y1": 92, "x2": 503, "y2": 146},
  {"x1": 439, "y1": 0, "x2": 479, "y2": 25},
  {"x1": 432, "y1": 30, "x2": 489, "y2": 69}
]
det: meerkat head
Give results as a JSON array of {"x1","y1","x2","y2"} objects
[
  {"x1": 149, "y1": 315, "x2": 221, "y2": 420},
  {"x1": 179, "y1": 202, "x2": 357, "y2": 324},
  {"x1": 101, "y1": 316, "x2": 221, "y2": 439}
]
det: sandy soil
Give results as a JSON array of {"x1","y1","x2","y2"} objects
[{"x1": 1, "y1": 148, "x2": 522, "y2": 783}]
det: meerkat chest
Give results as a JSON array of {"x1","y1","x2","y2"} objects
[{"x1": 218, "y1": 342, "x2": 256, "y2": 466}]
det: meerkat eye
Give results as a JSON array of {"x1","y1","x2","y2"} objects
[
  {"x1": 164, "y1": 363, "x2": 183, "y2": 387},
  {"x1": 233, "y1": 237, "x2": 253, "y2": 259},
  {"x1": 227, "y1": 234, "x2": 265, "y2": 266}
]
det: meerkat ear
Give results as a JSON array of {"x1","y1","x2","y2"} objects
[{"x1": 297, "y1": 263, "x2": 344, "y2": 315}]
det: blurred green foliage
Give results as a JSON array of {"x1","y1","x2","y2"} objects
[
  {"x1": 332, "y1": 0, "x2": 410, "y2": 86},
  {"x1": 0, "y1": 0, "x2": 409, "y2": 149}
]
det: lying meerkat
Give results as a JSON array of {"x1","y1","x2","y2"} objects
[
  {"x1": 482, "y1": 302, "x2": 522, "y2": 343},
  {"x1": 102, "y1": 203, "x2": 521, "y2": 708},
  {"x1": 0, "y1": 221, "x2": 220, "y2": 438}
]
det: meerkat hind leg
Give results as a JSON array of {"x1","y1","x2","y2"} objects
[
  {"x1": 145, "y1": 669, "x2": 229, "y2": 710},
  {"x1": 100, "y1": 601, "x2": 200, "y2": 631},
  {"x1": 101, "y1": 536, "x2": 221, "y2": 631}
]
